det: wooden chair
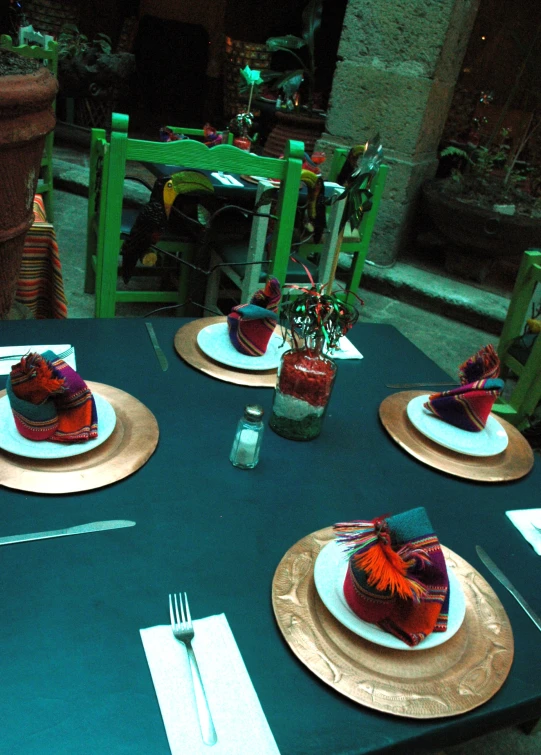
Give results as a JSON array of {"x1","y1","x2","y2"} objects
[
  {"x1": 0, "y1": 34, "x2": 58, "y2": 221},
  {"x1": 204, "y1": 179, "x2": 346, "y2": 311},
  {"x1": 492, "y1": 249, "x2": 541, "y2": 428},
  {"x1": 87, "y1": 112, "x2": 304, "y2": 318},
  {"x1": 205, "y1": 146, "x2": 388, "y2": 311}
]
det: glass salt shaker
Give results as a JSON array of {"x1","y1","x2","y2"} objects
[{"x1": 230, "y1": 405, "x2": 264, "y2": 469}]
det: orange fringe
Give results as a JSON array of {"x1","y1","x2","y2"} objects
[
  {"x1": 16, "y1": 355, "x2": 65, "y2": 405},
  {"x1": 354, "y1": 542, "x2": 417, "y2": 600}
]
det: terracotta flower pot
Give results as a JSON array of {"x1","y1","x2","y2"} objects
[
  {"x1": 262, "y1": 110, "x2": 326, "y2": 158},
  {"x1": 0, "y1": 51, "x2": 58, "y2": 318}
]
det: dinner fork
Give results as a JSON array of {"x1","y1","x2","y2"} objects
[
  {"x1": 0, "y1": 346, "x2": 74, "y2": 362},
  {"x1": 169, "y1": 593, "x2": 218, "y2": 747}
]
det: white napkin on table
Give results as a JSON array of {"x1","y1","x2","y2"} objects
[
  {"x1": 324, "y1": 336, "x2": 363, "y2": 360},
  {"x1": 140, "y1": 614, "x2": 280, "y2": 755},
  {"x1": 506, "y1": 508, "x2": 541, "y2": 555},
  {"x1": 0, "y1": 344, "x2": 76, "y2": 376}
]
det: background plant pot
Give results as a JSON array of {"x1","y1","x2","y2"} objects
[
  {"x1": 262, "y1": 110, "x2": 325, "y2": 157},
  {"x1": 0, "y1": 62, "x2": 58, "y2": 318},
  {"x1": 421, "y1": 178, "x2": 541, "y2": 282}
]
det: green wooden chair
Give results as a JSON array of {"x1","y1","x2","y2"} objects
[
  {"x1": 204, "y1": 179, "x2": 346, "y2": 311},
  {"x1": 205, "y1": 145, "x2": 388, "y2": 310},
  {"x1": 0, "y1": 34, "x2": 58, "y2": 222},
  {"x1": 87, "y1": 112, "x2": 304, "y2": 318},
  {"x1": 492, "y1": 249, "x2": 541, "y2": 428}
]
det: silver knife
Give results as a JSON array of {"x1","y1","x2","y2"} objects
[
  {"x1": 476, "y1": 545, "x2": 541, "y2": 631},
  {"x1": 145, "y1": 321, "x2": 169, "y2": 371},
  {"x1": 0, "y1": 520, "x2": 136, "y2": 546}
]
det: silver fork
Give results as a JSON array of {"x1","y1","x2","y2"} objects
[
  {"x1": 0, "y1": 346, "x2": 74, "y2": 362},
  {"x1": 169, "y1": 593, "x2": 217, "y2": 747}
]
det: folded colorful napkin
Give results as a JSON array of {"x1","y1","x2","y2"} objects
[
  {"x1": 6, "y1": 350, "x2": 98, "y2": 443},
  {"x1": 335, "y1": 507, "x2": 449, "y2": 647},
  {"x1": 424, "y1": 344, "x2": 504, "y2": 432},
  {"x1": 227, "y1": 278, "x2": 281, "y2": 357}
]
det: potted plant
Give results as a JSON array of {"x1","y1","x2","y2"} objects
[
  {"x1": 420, "y1": 20, "x2": 541, "y2": 283},
  {"x1": 260, "y1": 0, "x2": 326, "y2": 157},
  {"x1": 57, "y1": 24, "x2": 134, "y2": 128},
  {"x1": 0, "y1": 46, "x2": 57, "y2": 318}
]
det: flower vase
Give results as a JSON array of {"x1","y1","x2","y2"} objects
[{"x1": 269, "y1": 344, "x2": 337, "y2": 441}]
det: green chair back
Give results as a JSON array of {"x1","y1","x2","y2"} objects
[
  {"x1": 492, "y1": 249, "x2": 541, "y2": 428},
  {"x1": 0, "y1": 34, "x2": 58, "y2": 221},
  {"x1": 89, "y1": 112, "x2": 304, "y2": 318}
]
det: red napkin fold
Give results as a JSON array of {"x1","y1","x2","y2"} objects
[
  {"x1": 424, "y1": 345, "x2": 504, "y2": 432},
  {"x1": 6, "y1": 350, "x2": 98, "y2": 443}
]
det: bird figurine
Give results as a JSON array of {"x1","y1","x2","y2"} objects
[{"x1": 121, "y1": 171, "x2": 214, "y2": 284}]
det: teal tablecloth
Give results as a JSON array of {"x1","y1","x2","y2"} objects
[{"x1": 0, "y1": 319, "x2": 540, "y2": 754}]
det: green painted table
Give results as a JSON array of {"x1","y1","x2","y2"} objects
[{"x1": 0, "y1": 319, "x2": 540, "y2": 754}]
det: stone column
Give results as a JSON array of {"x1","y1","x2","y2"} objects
[{"x1": 319, "y1": 0, "x2": 480, "y2": 265}]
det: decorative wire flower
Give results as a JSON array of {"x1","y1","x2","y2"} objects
[{"x1": 279, "y1": 263, "x2": 360, "y2": 352}]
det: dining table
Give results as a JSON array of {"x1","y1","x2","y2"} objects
[{"x1": 1, "y1": 316, "x2": 540, "y2": 755}]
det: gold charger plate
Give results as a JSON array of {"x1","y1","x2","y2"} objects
[
  {"x1": 379, "y1": 390, "x2": 534, "y2": 482},
  {"x1": 174, "y1": 317, "x2": 279, "y2": 387},
  {"x1": 272, "y1": 527, "x2": 514, "y2": 718},
  {"x1": 0, "y1": 382, "x2": 159, "y2": 494}
]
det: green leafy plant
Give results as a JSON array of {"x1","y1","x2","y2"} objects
[
  {"x1": 263, "y1": 0, "x2": 324, "y2": 115},
  {"x1": 57, "y1": 24, "x2": 134, "y2": 100}
]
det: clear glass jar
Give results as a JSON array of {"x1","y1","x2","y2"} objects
[
  {"x1": 269, "y1": 344, "x2": 337, "y2": 441},
  {"x1": 230, "y1": 405, "x2": 264, "y2": 469}
]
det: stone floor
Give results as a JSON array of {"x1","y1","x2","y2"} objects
[{"x1": 49, "y1": 144, "x2": 540, "y2": 755}]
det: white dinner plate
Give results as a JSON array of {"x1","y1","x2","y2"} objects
[
  {"x1": 314, "y1": 539, "x2": 466, "y2": 651},
  {"x1": 197, "y1": 322, "x2": 290, "y2": 370},
  {"x1": 0, "y1": 392, "x2": 116, "y2": 459},
  {"x1": 406, "y1": 394, "x2": 508, "y2": 457}
]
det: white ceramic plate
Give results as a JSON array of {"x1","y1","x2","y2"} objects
[
  {"x1": 197, "y1": 322, "x2": 290, "y2": 370},
  {"x1": 0, "y1": 393, "x2": 116, "y2": 459},
  {"x1": 314, "y1": 539, "x2": 466, "y2": 651},
  {"x1": 406, "y1": 394, "x2": 508, "y2": 457}
]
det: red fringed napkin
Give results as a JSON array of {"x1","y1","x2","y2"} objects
[
  {"x1": 227, "y1": 278, "x2": 281, "y2": 356},
  {"x1": 334, "y1": 507, "x2": 449, "y2": 647},
  {"x1": 6, "y1": 350, "x2": 98, "y2": 443},
  {"x1": 424, "y1": 345, "x2": 504, "y2": 432}
]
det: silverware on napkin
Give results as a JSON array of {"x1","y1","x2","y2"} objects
[
  {"x1": 145, "y1": 322, "x2": 168, "y2": 371},
  {"x1": 476, "y1": 545, "x2": 541, "y2": 631},
  {"x1": 0, "y1": 520, "x2": 136, "y2": 546}
]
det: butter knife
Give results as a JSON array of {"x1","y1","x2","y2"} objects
[
  {"x1": 145, "y1": 321, "x2": 168, "y2": 371},
  {"x1": 0, "y1": 520, "x2": 136, "y2": 546},
  {"x1": 476, "y1": 545, "x2": 541, "y2": 631}
]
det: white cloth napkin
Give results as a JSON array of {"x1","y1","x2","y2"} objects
[
  {"x1": 0, "y1": 345, "x2": 76, "y2": 376},
  {"x1": 324, "y1": 336, "x2": 363, "y2": 360},
  {"x1": 140, "y1": 614, "x2": 280, "y2": 755},
  {"x1": 211, "y1": 172, "x2": 245, "y2": 187},
  {"x1": 506, "y1": 509, "x2": 541, "y2": 555}
]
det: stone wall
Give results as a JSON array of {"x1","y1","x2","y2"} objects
[{"x1": 319, "y1": 0, "x2": 481, "y2": 265}]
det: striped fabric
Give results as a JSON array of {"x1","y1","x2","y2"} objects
[
  {"x1": 227, "y1": 278, "x2": 281, "y2": 356},
  {"x1": 6, "y1": 350, "x2": 97, "y2": 443},
  {"x1": 425, "y1": 345, "x2": 504, "y2": 432},
  {"x1": 335, "y1": 508, "x2": 449, "y2": 647},
  {"x1": 15, "y1": 195, "x2": 68, "y2": 319}
]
